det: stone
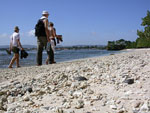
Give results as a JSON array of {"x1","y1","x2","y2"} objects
[
  {"x1": 7, "y1": 104, "x2": 20, "y2": 112},
  {"x1": 86, "y1": 89, "x2": 94, "y2": 94},
  {"x1": 23, "y1": 96, "x2": 30, "y2": 101},
  {"x1": 23, "y1": 109, "x2": 31, "y2": 113},
  {"x1": 0, "y1": 91, "x2": 7, "y2": 96},
  {"x1": 79, "y1": 82, "x2": 88, "y2": 89},
  {"x1": 55, "y1": 107, "x2": 64, "y2": 113},
  {"x1": 15, "y1": 84, "x2": 22, "y2": 89},
  {"x1": 140, "y1": 102, "x2": 150, "y2": 112},
  {"x1": 123, "y1": 79, "x2": 134, "y2": 84},
  {"x1": 0, "y1": 102, "x2": 4, "y2": 111},
  {"x1": 0, "y1": 110, "x2": 5, "y2": 113},
  {"x1": 1, "y1": 96, "x2": 7, "y2": 103},
  {"x1": 71, "y1": 82, "x2": 80, "y2": 89},
  {"x1": 117, "y1": 110, "x2": 126, "y2": 113},
  {"x1": 26, "y1": 87, "x2": 33, "y2": 93},
  {"x1": 41, "y1": 106, "x2": 50, "y2": 110},
  {"x1": 7, "y1": 97, "x2": 15, "y2": 104},
  {"x1": 133, "y1": 101, "x2": 141, "y2": 108},
  {"x1": 110, "y1": 104, "x2": 117, "y2": 110},
  {"x1": 73, "y1": 91, "x2": 83, "y2": 98},
  {"x1": 27, "y1": 100, "x2": 35, "y2": 105},
  {"x1": 75, "y1": 100, "x2": 84, "y2": 109},
  {"x1": 74, "y1": 76, "x2": 88, "y2": 81},
  {"x1": 63, "y1": 102, "x2": 71, "y2": 109},
  {"x1": 67, "y1": 111, "x2": 75, "y2": 113}
]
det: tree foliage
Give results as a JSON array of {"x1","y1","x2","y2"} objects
[
  {"x1": 136, "y1": 10, "x2": 150, "y2": 48},
  {"x1": 141, "y1": 10, "x2": 150, "y2": 26},
  {"x1": 107, "y1": 39, "x2": 136, "y2": 50}
]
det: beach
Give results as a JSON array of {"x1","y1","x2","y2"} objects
[{"x1": 0, "y1": 49, "x2": 150, "y2": 113}]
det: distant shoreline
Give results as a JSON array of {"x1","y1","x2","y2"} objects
[{"x1": 0, "y1": 45, "x2": 107, "y2": 51}]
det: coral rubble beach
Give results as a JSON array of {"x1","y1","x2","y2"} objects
[{"x1": 0, "y1": 49, "x2": 150, "y2": 113}]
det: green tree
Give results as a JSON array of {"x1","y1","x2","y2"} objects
[
  {"x1": 141, "y1": 10, "x2": 150, "y2": 27},
  {"x1": 136, "y1": 10, "x2": 150, "y2": 48}
]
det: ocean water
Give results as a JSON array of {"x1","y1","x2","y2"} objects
[{"x1": 0, "y1": 49, "x2": 123, "y2": 68}]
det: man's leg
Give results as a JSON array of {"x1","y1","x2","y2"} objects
[{"x1": 37, "y1": 38, "x2": 43, "y2": 65}]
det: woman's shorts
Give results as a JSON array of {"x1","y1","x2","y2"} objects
[
  {"x1": 50, "y1": 40, "x2": 56, "y2": 52},
  {"x1": 12, "y1": 47, "x2": 20, "y2": 54}
]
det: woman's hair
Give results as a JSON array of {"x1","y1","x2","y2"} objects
[
  {"x1": 49, "y1": 22, "x2": 54, "y2": 27},
  {"x1": 14, "y1": 26, "x2": 19, "y2": 32}
]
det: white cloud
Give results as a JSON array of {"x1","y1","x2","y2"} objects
[
  {"x1": 27, "y1": 29, "x2": 35, "y2": 37},
  {"x1": 90, "y1": 31, "x2": 101, "y2": 38},
  {"x1": 0, "y1": 33, "x2": 11, "y2": 45},
  {"x1": 91, "y1": 31, "x2": 97, "y2": 36},
  {"x1": 0, "y1": 33, "x2": 10, "y2": 39},
  {"x1": 131, "y1": 30, "x2": 136, "y2": 33}
]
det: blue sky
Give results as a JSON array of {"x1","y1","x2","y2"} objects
[{"x1": 0, "y1": 0, "x2": 150, "y2": 46}]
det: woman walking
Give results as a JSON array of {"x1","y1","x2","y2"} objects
[{"x1": 8, "y1": 26, "x2": 24, "y2": 68}]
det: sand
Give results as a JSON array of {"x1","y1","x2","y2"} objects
[{"x1": 0, "y1": 49, "x2": 150, "y2": 113}]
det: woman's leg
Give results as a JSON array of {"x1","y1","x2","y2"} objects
[
  {"x1": 15, "y1": 53, "x2": 20, "y2": 67},
  {"x1": 51, "y1": 40, "x2": 56, "y2": 63},
  {"x1": 8, "y1": 53, "x2": 18, "y2": 68},
  {"x1": 45, "y1": 56, "x2": 49, "y2": 65}
]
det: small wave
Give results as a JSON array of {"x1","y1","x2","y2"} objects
[{"x1": 0, "y1": 49, "x2": 122, "y2": 68}]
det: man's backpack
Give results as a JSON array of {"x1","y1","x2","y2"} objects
[{"x1": 35, "y1": 19, "x2": 46, "y2": 37}]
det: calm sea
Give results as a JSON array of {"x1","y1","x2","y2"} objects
[{"x1": 0, "y1": 49, "x2": 123, "y2": 68}]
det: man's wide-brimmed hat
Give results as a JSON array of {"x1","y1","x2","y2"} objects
[
  {"x1": 14, "y1": 26, "x2": 19, "y2": 30},
  {"x1": 42, "y1": 11, "x2": 49, "y2": 15}
]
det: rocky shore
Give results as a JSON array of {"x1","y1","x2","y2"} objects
[{"x1": 0, "y1": 49, "x2": 150, "y2": 113}]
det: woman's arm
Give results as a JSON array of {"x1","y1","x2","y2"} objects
[
  {"x1": 53, "y1": 28, "x2": 57, "y2": 37},
  {"x1": 9, "y1": 42, "x2": 12, "y2": 51},
  {"x1": 17, "y1": 39, "x2": 23, "y2": 50}
]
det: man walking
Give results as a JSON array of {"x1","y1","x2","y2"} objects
[{"x1": 35, "y1": 11, "x2": 54, "y2": 66}]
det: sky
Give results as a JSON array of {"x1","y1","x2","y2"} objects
[{"x1": 0, "y1": 0, "x2": 150, "y2": 46}]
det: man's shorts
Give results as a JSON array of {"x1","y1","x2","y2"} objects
[{"x1": 12, "y1": 47, "x2": 20, "y2": 54}]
